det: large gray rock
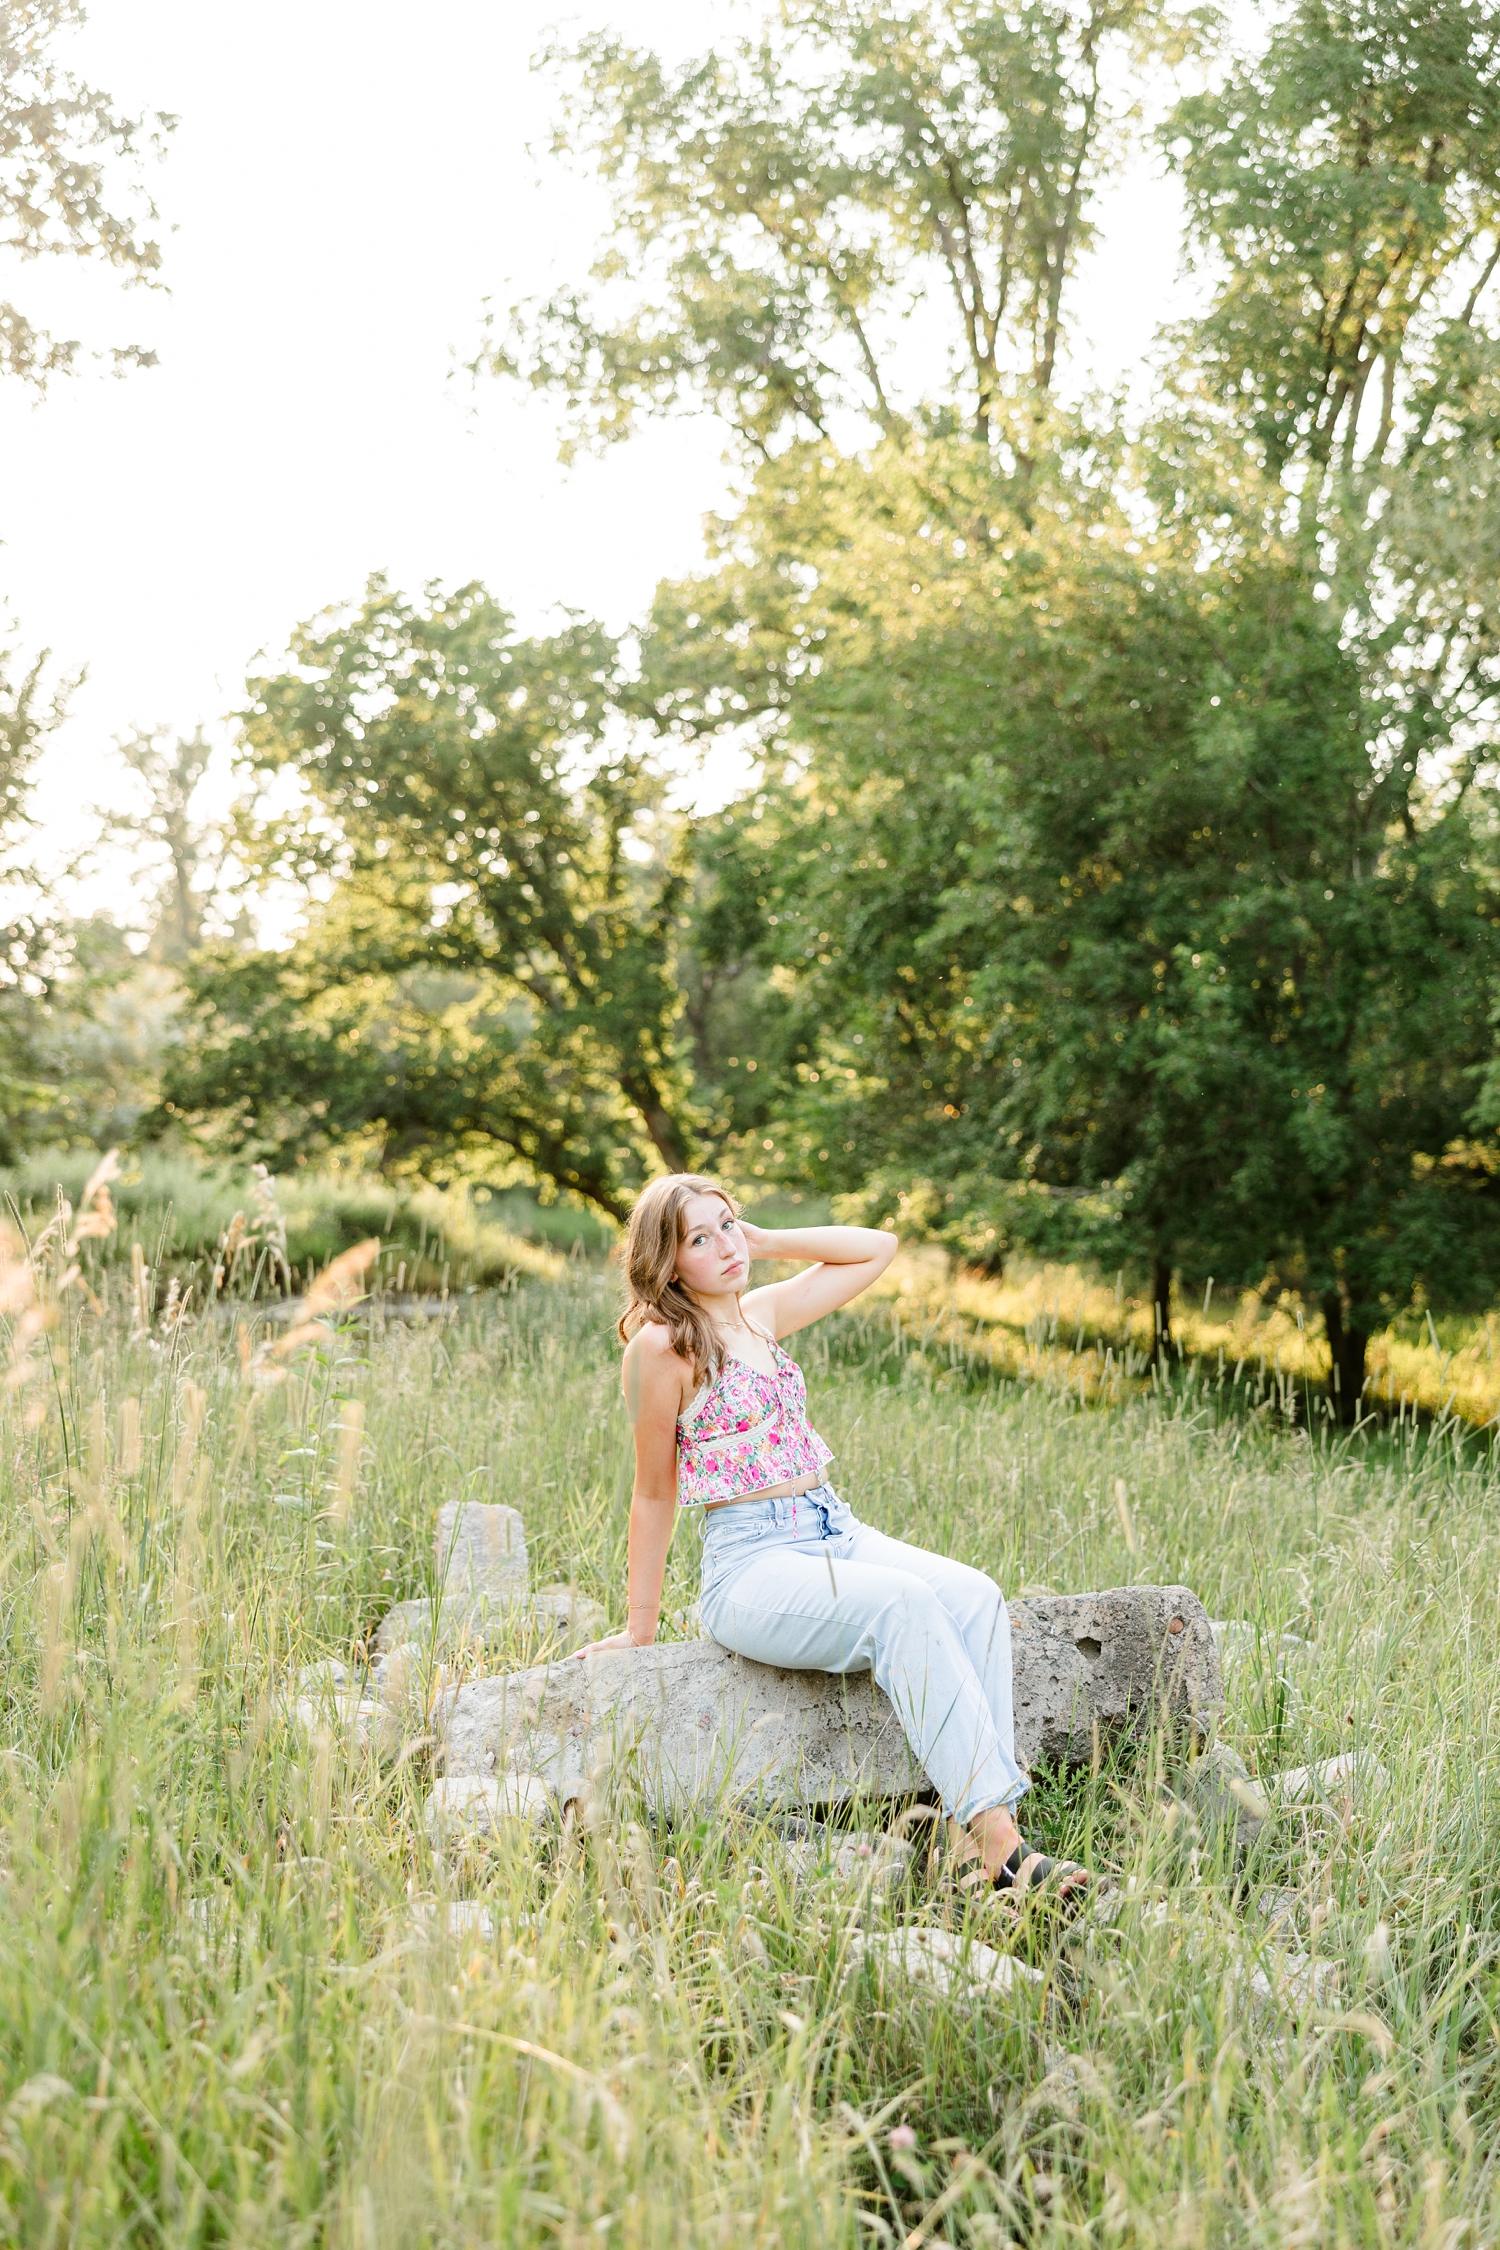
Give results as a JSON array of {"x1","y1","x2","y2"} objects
[
  {"x1": 438, "y1": 1584, "x2": 1222, "y2": 1813},
  {"x1": 1011, "y1": 1585, "x2": 1221, "y2": 1765},
  {"x1": 371, "y1": 1501, "x2": 530, "y2": 1655},
  {"x1": 437, "y1": 1501, "x2": 529, "y2": 1602},
  {"x1": 532, "y1": 1584, "x2": 610, "y2": 1651},
  {"x1": 848, "y1": 1925, "x2": 1044, "y2": 2003}
]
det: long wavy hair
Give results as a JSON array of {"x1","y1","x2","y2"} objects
[{"x1": 618, "y1": 1172, "x2": 742, "y2": 1387}]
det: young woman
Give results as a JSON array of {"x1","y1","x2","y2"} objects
[{"x1": 576, "y1": 1172, "x2": 1088, "y2": 1897}]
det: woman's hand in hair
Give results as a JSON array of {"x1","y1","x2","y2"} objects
[{"x1": 739, "y1": 1219, "x2": 898, "y2": 1339}]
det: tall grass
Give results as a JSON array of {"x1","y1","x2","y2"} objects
[
  {"x1": 0, "y1": 1152, "x2": 607, "y2": 1296},
  {"x1": 2, "y1": 1259, "x2": 1499, "y2": 2245}
]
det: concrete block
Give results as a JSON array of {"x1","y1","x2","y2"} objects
[
  {"x1": 1185, "y1": 1743, "x2": 1271, "y2": 1847},
  {"x1": 436, "y1": 1501, "x2": 529, "y2": 1601},
  {"x1": 1273, "y1": 1751, "x2": 1390, "y2": 1806},
  {"x1": 848, "y1": 1925, "x2": 1044, "y2": 2002},
  {"x1": 437, "y1": 1585, "x2": 1222, "y2": 1815},
  {"x1": 533, "y1": 1585, "x2": 610, "y2": 1650},
  {"x1": 425, "y1": 1772, "x2": 552, "y2": 1841}
]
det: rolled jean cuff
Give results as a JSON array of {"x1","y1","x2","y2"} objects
[{"x1": 954, "y1": 1771, "x2": 1030, "y2": 1827}]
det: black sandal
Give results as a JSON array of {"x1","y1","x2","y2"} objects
[{"x1": 991, "y1": 1842, "x2": 1092, "y2": 1900}]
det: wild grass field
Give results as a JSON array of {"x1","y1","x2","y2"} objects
[
  {"x1": 8, "y1": 1148, "x2": 1497, "y2": 1437},
  {"x1": 3, "y1": 1224, "x2": 1500, "y2": 2247},
  {"x1": 0, "y1": 1153, "x2": 613, "y2": 1296}
]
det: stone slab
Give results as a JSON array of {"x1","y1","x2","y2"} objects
[
  {"x1": 1211, "y1": 1620, "x2": 1318, "y2": 1672},
  {"x1": 1184, "y1": 1742, "x2": 1271, "y2": 1848},
  {"x1": 437, "y1": 1584, "x2": 1222, "y2": 1813},
  {"x1": 372, "y1": 1592, "x2": 513, "y2": 1656},
  {"x1": 426, "y1": 1773, "x2": 552, "y2": 1840},
  {"x1": 533, "y1": 1584, "x2": 610, "y2": 1650},
  {"x1": 436, "y1": 1501, "x2": 529, "y2": 1601},
  {"x1": 372, "y1": 1587, "x2": 604, "y2": 1658},
  {"x1": 370, "y1": 1502, "x2": 531, "y2": 1657},
  {"x1": 1273, "y1": 1750, "x2": 1390, "y2": 1806},
  {"x1": 848, "y1": 1925, "x2": 1044, "y2": 2002},
  {"x1": 1010, "y1": 1585, "x2": 1221, "y2": 1766}
]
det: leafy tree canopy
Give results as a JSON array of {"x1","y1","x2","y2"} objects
[
  {"x1": 0, "y1": 0, "x2": 172, "y2": 385},
  {"x1": 624, "y1": 0, "x2": 1500, "y2": 1410},
  {"x1": 0, "y1": 633, "x2": 72, "y2": 1158},
  {"x1": 1154, "y1": 0, "x2": 1500, "y2": 802},
  {"x1": 671, "y1": 448, "x2": 1500, "y2": 1404},
  {"x1": 150, "y1": 0, "x2": 1500, "y2": 1426},
  {"x1": 160, "y1": 582, "x2": 718, "y2": 1218},
  {"x1": 487, "y1": 0, "x2": 1197, "y2": 458}
]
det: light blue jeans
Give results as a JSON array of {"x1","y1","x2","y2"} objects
[{"x1": 697, "y1": 1484, "x2": 1028, "y2": 1826}]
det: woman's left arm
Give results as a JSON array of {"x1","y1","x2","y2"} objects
[{"x1": 739, "y1": 1221, "x2": 898, "y2": 1339}]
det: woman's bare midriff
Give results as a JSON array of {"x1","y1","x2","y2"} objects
[{"x1": 700, "y1": 1472, "x2": 823, "y2": 1512}]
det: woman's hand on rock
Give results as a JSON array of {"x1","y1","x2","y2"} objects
[{"x1": 572, "y1": 1628, "x2": 646, "y2": 1660}]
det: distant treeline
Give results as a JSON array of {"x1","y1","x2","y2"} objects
[{"x1": 6, "y1": 1, "x2": 1500, "y2": 1419}]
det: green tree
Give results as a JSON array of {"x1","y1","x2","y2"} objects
[
  {"x1": 1, "y1": 0, "x2": 172, "y2": 385},
  {"x1": 0, "y1": 6, "x2": 174, "y2": 1151},
  {"x1": 0, "y1": 653, "x2": 189, "y2": 1157},
  {"x1": 1144, "y1": 0, "x2": 1500, "y2": 1396},
  {"x1": 488, "y1": 0, "x2": 1186, "y2": 460},
  {"x1": 160, "y1": 581, "x2": 708, "y2": 1218},
  {"x1": 628, "y1": 0, "x2": 1500, "y2": 1411},
  {"x1": 96, "y1": 728, "x2": 241, "y2": 964},
  {"x1": 678, "y1": 466, "x2": 1500, "y2": 1408},
  {"x1": 0, "y1": 635, "x2": 70, "y2": 1157}
]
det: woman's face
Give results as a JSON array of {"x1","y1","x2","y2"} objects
[{"x1": 674, "y1": 1193, "x2": 747, "y2": 1301}]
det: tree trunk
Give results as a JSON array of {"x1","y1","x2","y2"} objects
[
  {"x1": 1321, "y1": 1289, "x2": 1369, "y2": 1428},
  {"x1": 1151, "y1": 1254, "x2": 1172, "y2": 1367},
  {"x1": 619, "y1": 1069, "x2": 694, "y2": 1175}
]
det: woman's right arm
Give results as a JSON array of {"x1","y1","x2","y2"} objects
[{"x1": 574, "y1": 1329, "x2": 682, "y2": 1657}]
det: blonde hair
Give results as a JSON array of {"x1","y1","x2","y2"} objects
[{"x1": 618, "y1": 1172, "x2": 741, "y2": 1386}]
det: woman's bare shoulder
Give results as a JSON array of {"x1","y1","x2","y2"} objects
[
  {"x1": 622, "y1": 1322, "x2": 692, "y2": 1408},
  {"x1": 623, "y1": 1320, "x2": 679, "y2": 1367}
]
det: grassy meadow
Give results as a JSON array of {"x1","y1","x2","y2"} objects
[
  {"x1": 3, "y1": 1228, "x2": 1500, "y2": 2247},
  {"x1": 0, "y1": 1153, "x2": 613, "y2": 1297},
  {"x1": 875, "y1": 1252, "x2": 1500, "y2": 1437}
]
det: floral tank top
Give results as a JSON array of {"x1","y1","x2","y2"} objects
[{"x1": 675, "y1": 1333, "x2": 833, "y2": 1508}]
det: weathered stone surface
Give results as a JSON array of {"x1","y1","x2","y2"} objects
[
  {"x1": 1010, "y1": 1586, "x2": 1221, "y2": 1766},
  {"x1": 1248, "y1": 1953, "x2": 1340, "y2": 2013},
  {"x1": 1211, "y1": 1619, "x2": 1317, "y2": 1673},
  {"x1": 425, "y1": 1773, "x2": 552, "y2": 1841},
  {"x1": 288, "y1": 1689, "x2": 391, "y2": 1756},
  {"x1": 372, "y1": 1504, "x2": 531, "y2": 1655},
  {"x1": 372, "y1": 1594, "x2": 503, "y2": 1656},
  {"x1": 785, "y1": 1830, "x2": 917, "y2": 1898},
  {"x1": 437, "y1": 1584, "x2": 1222, "y2": 1813},
  {"x1": 1184, "y1": 1743, "x2": 1271, "y2": 1848},
  {"x1": 1273, "y1": 1750, "x2": 1390, "y2": 1806},
  {"x1": 848, "y1": 1926, "x2": 1044, "y2": 2002},
  {"x1": 533, "y1": 1584, "x2": 610, "y2": 1650},
  {"x1": 440, "y1": 1640, "x2": 913, "y2": 1807},
  {"x1": 372, "y1": 1587, "x2": 604, "y2": 1658},
  {"x1": 438, "y1": 1501, "x2": 529, "y2": 1601}
]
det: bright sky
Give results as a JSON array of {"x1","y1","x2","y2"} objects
[{"x1": 1, "y1": 0, "x2": 1190, "y2": 921}]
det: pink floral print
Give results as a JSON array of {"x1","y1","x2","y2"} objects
[{"x1": 676, "y1": 1339, "x2": 833, "y2": 1508}]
